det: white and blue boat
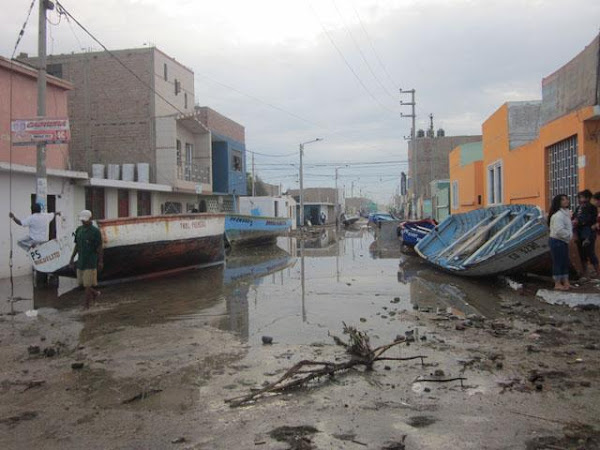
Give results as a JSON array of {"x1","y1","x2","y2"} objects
[
  {"x1": 415, "y1": 205, "x2": 549, "y2": 277},
  {"x1": 225, "y1": 214, "x2": 292, "y2": 247}
]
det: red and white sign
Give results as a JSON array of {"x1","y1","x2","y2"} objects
[{"x1": 11, "y1": 118, "x2": 70, "y2": 146}]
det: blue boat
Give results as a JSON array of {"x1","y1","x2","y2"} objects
[
  {"x1": 415, "y1": 205, "x2": 549, "y2": 277},
  {"x1": 225, "y1": 214, "x2": 292, "y2": 247},
  {"x1": 400, "y1": 219, "x2": 437, "y2": 247}
]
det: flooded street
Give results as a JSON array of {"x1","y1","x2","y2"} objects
[{"x1": 1, "y1": 227, "x2": 600, "y2": 449}]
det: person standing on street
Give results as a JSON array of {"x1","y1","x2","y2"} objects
[
  {"x1": 9, "y1": 203, "x2": 60, "y2": 250},
  {"x1": 548, "y1": 194, "x2": 573, "y2": 291},
  {"x1": 69, "y1": 210, "x2": 103, "y2": 308},
  {"x1": 573, "y1": 189, "x2": 599, "y2": 278}
]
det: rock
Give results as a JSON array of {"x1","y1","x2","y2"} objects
[
  {"x1": 359, "y1": 317, "x2": 367, "y2": 323},
  {"x1": 381, "y1": 315, "x2": 388, "y2": 319},
  {"x1": 580, "y1": 381, "x2": 591, "y2": 387},
  {"x1": 455, "y1": 323, "x2": 466, "y2": 331},
  {"x1": 526, "y1": 345, "x2": 541, "y2": 353},
  {"x1": 71, "y1": 362, "x2": 84, "y2": 370},
  {"x1": 384, "y1": 365, "x2": 391, "y2": 371},
  {"x1": 535, "y1": 383, "x2": 543, "y2": 391},
  {"x1": 43, "y1": 347, "x2": 57, "y2": 358},
  {"x1": 394, "y1": 335, "x2": 405, "y2": 342},
  {"x1": 171, "y1": 437, "x2": 186, "y2": 444},
  {"x1": 496, "y1": 362, "x2": 504, "y2": 369},
  {"x1": 420, "y1": 335, "x2": 427, "y2": 341},
  {"x1": 584, "y1": 343, "x2": 599, "y2": 350},
  {"x1": 261, "y1": 336, "x2": 273, "y2": 345},
  {"x1": 392, "y1": 297, "x2": 400, "y2": 303},
  {"x1": 433, "y1": 369, "x2": 445, "y2": 377},
  {"x1": 27, "y1": 346, "x2": 40, "y2": 355},
  {"x1": 424, "y1": 387, "x2": 431, "y2": 393}
]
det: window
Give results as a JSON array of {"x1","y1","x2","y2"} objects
[
  {"x1": 176, "y1": 139, "x2": 182, "y2": 166},
  {"x1": 451, "y1": 180, "x2": 459, "y2": 210},
  {"x1": 232, "y1": 150, "x2": 242, "y2": 172},
  {"x1": 85, "y1": 187, "x2": 105, "y2": 220},
  {"x1": 137, "y1": 191, "x2": 151, "y2": 216},
  {"x1": 547, "y1": 135, "x2": 578, "y2": 209},
  {"x1": 174, "y1": 79, "x2": 180, "y2": 95},
  {"x1": 118, "y1": 189, "x2": 129, "y2": 217},
  {"x1": 487, "y1": 161, "x2": 503, "y2": 205},
  {"x1": 184, "y1": 93, "x2": 188, "y2": 109},
  {"x1": 274, "y1": 201, "x2": 279, "y2": 217},
  {"x1": 185, "y1": 143, "x2": 193, "y2": 181},
  {"x1": 47, "y1": 63, "x2": 63, "y2": 79},
  {"x1": 163, "y1": 63, "x2": 168, "y2": 81},
  {"x1": 162, "y1": 202, "x2": 182, "y2": 214}
]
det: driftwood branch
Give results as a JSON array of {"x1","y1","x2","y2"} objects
[{"x1": 225, "y1": 323, "x2": 427, "y2": 407}]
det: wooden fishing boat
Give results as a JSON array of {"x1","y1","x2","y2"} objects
[
  {"x1": 399, "y1": 219, "x2": 437, "y2": 247},
  {"x1": 30, "y1": 214, "x2": 225, "y2": 282},
  {"x1": 415, "y1": 205, "x2": 549, "y2": 277},
  {"x1": 225, "y1": 214, "x2": 292, "y2": 247}
]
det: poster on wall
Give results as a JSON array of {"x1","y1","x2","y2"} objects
[{"x1": 11, "y1": 118, "x2": 70, "y2": 146}]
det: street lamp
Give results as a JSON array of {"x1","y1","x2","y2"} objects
[{"x1": 299, "y1": 138, "x2": 322, "y2": 227}]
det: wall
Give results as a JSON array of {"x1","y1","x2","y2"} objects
[
  {"x1": 238, "y1": 196, "x2": 295, "y2": 220},
  {"x1": 541, "y1": 35, "x2": 599, "y2": 125},
  {"x1": 196, "y1": 107, "x2": 245, "y2": 144},
  {"x1": 449, "y1": 143, "x2": 485, "y2": 213},
  {"x1": 0, "y1": 60, "x2": 71, "y2": 170},
  {"x1": 153, "y1": 49, "x2": 195, "y2": 118},
  {"x1": 212, "y1": 141, "x2": 229, "y2": 193},
  {"x1": 0, "y1": 172, "x2": 79, "y2": 278}
]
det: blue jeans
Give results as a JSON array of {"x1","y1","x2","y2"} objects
[{"x1": 549, "y1": 238, "x2": 569, "y2": 282}]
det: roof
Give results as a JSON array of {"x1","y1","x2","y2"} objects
[
  {"x1": 0, "y1": 56, "x2": 73, "y2": 90},
  {"x1": 0, "y1": 162, "x2": 87, "y2": 179},
  {"x1": 80, "y1": 177, "x2": 173, "y2": 192}
]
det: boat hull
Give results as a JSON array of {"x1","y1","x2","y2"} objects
[
  {"x1": 400, "y1": 220, "x2": 437, "y2": 247},
  {"x1": 36, "y1": 214, "x2": 225, "y2": 282},
  {"x1": 225, "y1": 215, "x2": 291, "y2": 247}
]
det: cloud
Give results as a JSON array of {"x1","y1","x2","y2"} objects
[{"x1": 1, "y1": 0, "x2": 598, "y2": 203}]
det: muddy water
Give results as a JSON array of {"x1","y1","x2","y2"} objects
[{"x1": 3, "y1": 226, "x2": 509, "y2": 345}]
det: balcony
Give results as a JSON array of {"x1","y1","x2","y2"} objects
[{"x1": 177, "y1": 163, "x2": 210, "y2": 184}]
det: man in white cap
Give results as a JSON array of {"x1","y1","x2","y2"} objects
[{"x1": 69, "y1": 210, "x2": 103, "y2": 308}]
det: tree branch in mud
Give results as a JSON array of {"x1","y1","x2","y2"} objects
[{"x1": 225, "y1": 323, "x2": 427, "y2": 407}]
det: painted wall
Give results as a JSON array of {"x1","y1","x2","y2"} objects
[
  {"x1": 449, "y1": 143, "x2": 484, "y2": 214},
  {"x1": 0, "y1": 171, "x2": 79, "y2": 278},
  {"x1": 0, "y1": 60, "x2": 71, "y2": 170},
  {"x1": 211, "y1": 132, "x2": 247, "y2": 195}
]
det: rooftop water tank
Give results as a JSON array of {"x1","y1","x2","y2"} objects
[
  {"x1": 107, "y1": 164, "x2": 120, "y2": 180},
  {"x1": 137, "y1": 163, "x2": 150, "y2": 183},
  {"x1": 92, "y1": 164, "x2": 105, "y2": 179},
  {"x1": 122, "y1": 164, "x2": 135, "y2": 182}
]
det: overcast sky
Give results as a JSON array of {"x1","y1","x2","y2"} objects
[{"x1": 1, "y1": 0, "x2": 599, "y2": 203}]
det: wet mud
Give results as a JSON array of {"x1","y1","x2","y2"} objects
[{"x1": 1, "y1": 226, "x2": 599, "y2": 449}]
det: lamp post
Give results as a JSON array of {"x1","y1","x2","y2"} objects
[{"x1": 299, "y1": 138, "x2": 322, "y2": 227}]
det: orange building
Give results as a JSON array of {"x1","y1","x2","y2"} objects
[{"x1": 449, "y1": 142, "x2": 484, "y2": 213}]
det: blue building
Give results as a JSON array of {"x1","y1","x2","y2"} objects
[{"x1": 196, "y1": 106, "x2": 247, "y2": 195}]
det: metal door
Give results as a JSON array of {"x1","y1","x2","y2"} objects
[{"x1": 547, "y1": 135, "x2": 578, "y2": 208}]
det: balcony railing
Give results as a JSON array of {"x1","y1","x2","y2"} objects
[{"x1": 177, "y1": 163, "x2": 210, "y2": 184}]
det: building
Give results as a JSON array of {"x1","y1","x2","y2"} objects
[
  {"x1": 288, "y1": 187, "x2": 340, "y2": 226},
  {"x1": 345, "y1": 197, "x2": 373, "y2": 215},
  {"x1": 196, "y1": 106, "x2": 247, "y2": 196},
  {"x1": 237, "y1": 196, "x2": 297, "y2": 229},
  {"x1": 407, "y1": 121, "x2": 481, "y2": 218},
  {"x1": 430, "y1": 179, "x2": 450, "y2": 222},
  {"x1": 448, "y1": 141, "x2": 484, "y2": 213},
  {"x1": 20, "y1": 47, "x2": 247, "y2": 217},
  {"x1": 0, "y1": 56, "x2": 87, "y2": 278}
]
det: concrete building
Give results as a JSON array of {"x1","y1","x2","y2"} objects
[
  {"x1": 0, "y1": 57, "x2": 87, "y2": 278},
  {"x1": 345, "y1": 197, "x2": 372, "y2": 215},
  {"x1": 288, "y1": 187, "x2": 341, "y2": 226},
  {"x1": 448, "y1": 142, "x2": 484, "y2": 213},
  {"x1": 407, "y1": 128, "x2": 481, "y2": 219},
  {"x1": 237, "y1": 196, "x2": 297, "y2": 229},
  {"x1": 196, "y1": 106, "x2": 247, "y2": 196}
]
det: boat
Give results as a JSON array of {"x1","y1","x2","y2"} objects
[
  {"x1": 340, "y1": 213, "x2": 360, "y2": 227},
  {"x1": 224, "y1": 247, "x2": 295, "y2": 284},
  {"x1": 225, "y1": 214, "x2": 292, "y2": 247},
  {"x1": 415, "y1": 205, "x2": 549, "y2": 277},
  {"x1": 399, "y1": 219, "x2": 437, "y2": 248},
  {"x1": 30, "y1": 214, "x2": 225, "y2": 282}
]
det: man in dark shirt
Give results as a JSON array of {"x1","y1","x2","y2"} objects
[
  {"x1": 573, "y1": 190, "x2": 599, "y2": 278},
  {"x1": 69, "y1": 210, "x2": 103, "y2": 308}
]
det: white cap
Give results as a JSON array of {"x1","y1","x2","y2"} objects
[{"x1": 79, "y1": 210, "x2": 92, "y2": 221}]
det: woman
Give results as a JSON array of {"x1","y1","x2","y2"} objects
[{"x1": 548, "y1": 194, "x2": 573, "y2": 290}]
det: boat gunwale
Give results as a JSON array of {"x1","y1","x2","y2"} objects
[
  {"x1": 97, "y1": 213, "x2": 225, "y2": 227},
  {"x1": 226, "y1": 213, "x2": 292, "y2": 222}
]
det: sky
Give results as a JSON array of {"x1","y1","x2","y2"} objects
[{"x1": 1, "y1": 0, "x2": 599, "y2": 204}]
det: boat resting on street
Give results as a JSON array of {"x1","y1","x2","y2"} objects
[
  {"x1": 399, "y1": 219, "x2": 437, "y2": 248},
  {"x1": 415, "y1": 205, "x2": 549, "y2": 277},
  {"x1": 30, "y1": 213, "x2": 226, "y2": 282},
  {"x1": 225, "y1": 214, "x2": 292, "y2": 247}
]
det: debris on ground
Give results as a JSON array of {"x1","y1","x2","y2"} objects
[
  {"x1": 269, "y1": 425, "x2": 319, "y2": 450},
  {"x1": 122, "y1": 389, "x2": 163, "y2": 404},
  {"x1": 0, "y1": 411, "x2": 38, "y2": 428}
]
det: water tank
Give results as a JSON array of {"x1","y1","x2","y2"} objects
[
  {"x1": 107, "y1": 164, "x2": 120, "y2": 180},
  {"x1": 92, "y1": 164, "x2": 105, "y2": 179},
  {"x1": 417, "y1": 129, "x2": 425, "y2": 138},
  {"x1": 122, "y1": 164, "x2": 135, "y2": 182},
  {"x1": 137, "y1": 163, "x2": 150, "y2": 183},
  {"x1": 437, "y1": 128, "x2": 445, "y2": 137},
  {"x1": 426, "y1": 128, "x2": 435, "y2": 138}
]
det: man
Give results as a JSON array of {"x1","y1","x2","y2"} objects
[
  {"x1": 69, "y1": 210, "x2": 103, "y2": 308},
  {"x1": 573, "y1": 189, "x2": 599, "y2": 278},
  {"x1": 9, "y1": 203, "x2": 60, "y2": 250}
]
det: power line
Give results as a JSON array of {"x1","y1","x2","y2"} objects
[
  {"x1": 307, "y1": 0, "x2": 397, "y2": 116},
  {"x1": 10, "y1": 0, "x2": 36, "y2": 59},
  {"x1": 351, "y1": 2, "x2": 400, "y2": 92},
  {"x1": 332, "y1": 0, "x2": 397, "y2": 101}
]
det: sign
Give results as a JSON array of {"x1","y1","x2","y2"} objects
[
  {"x1": 195, "y1": 184, "x2": 203, "y2": 194},
  {"x1": 11, "y1": 118, "x2": 70, "y2": 146}
]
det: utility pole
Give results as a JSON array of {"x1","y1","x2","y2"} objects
[
  {"x1": 37, "y1": 0, "x2": 53, "y2": 210},
  {"x1": 400, "y1": 88, "x2": 416, "y2": 218},
  {"x1": 351, "y1": 180, "x2": 354, "y2": 198},
  {"x1": 299, "y1": 138, "x2": 322, "y2": 227},
  {"x1": 251, "y1": 152, "x2": 256, "y2": 197},
  {"x1": 334, "y1": 167, "x2": 339, "y2": 226}
]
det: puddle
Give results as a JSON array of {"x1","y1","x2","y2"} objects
[{"x1": 1, "y1": 227, "x2": 517, "y2": 346}]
